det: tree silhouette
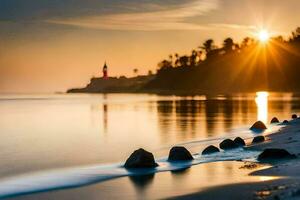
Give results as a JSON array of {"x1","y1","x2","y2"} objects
[
  {"x1": 201, "y1": 39, "x2": 215, "y2": 54},
  {"x1": 169, "y1": 54, "x2": 173, "y2": 65},
  {"x1": 241, "y1": 37, "x2": 251, "y2": 48},
  {"x1": 133, "y1": 68, "x2": 139, "y2": 76},
  {"x1": 174, "y1": 53, "x2": 179, "y2": 67},
  {"x1": 145, "y1": 27, "x2": 300, "y2": 94},
  {"x1": 69, "y1": 26, "x2": 300, "y2": 94},
  {"x1": 223, "y1": 38, "x2": 235, "y2": 53},
  {"x1": 291, "y1": 27, "x2": 300, "y2": 42},
  {"x1": 179, "y1": 56, "x2": 189, "y2": 67},
  {"x1": 158, "y1": 59, "x2": 172, "y2": 70},
  {"x1": 190, "y1": 50, "x2": 198, "y2": 66}
]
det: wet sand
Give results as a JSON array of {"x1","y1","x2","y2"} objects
[
  {"x1": 6, "y1": 119, "x2": 300, "y2": 200},
  {"x1": 6, "y1": 161, "x2": 276, "y2": 200}
]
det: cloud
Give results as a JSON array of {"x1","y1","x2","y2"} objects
[
  {"x1": 209, "y1": 23, "x2": 256, "y2": 30},
  {"x1": 46, "y1": 0, "x2": 219, "y2": 31}
]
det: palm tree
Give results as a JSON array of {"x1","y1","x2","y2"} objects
[
  {"x1": 190, "y1": 50, "x2": 198, "y2": 66},
  {"x1": 201, "y1": 39, "x2": 215, "y2": 54},
  {"x1": 174, "y1": 53, "x2": 179, "y2": 67},
  {"x1": 133, "y1": 68, "x2": 139, "y2": 76},
  {"x1": 169, "y1": 54, "x2": 173, "y2": 66},
  {"x1": 223, "y1": 37, "x2": 234, "y2": 52}
]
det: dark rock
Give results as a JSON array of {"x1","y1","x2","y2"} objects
[
  {"x1": 124, "y1": 148, "x2": 158, "y2": 168},
  {"x1": 258, "y1": 148, "x2": 296, "y2": 161},
  {"x1": 270, "y1": 117, "x2": 280, "y2": 123},
  {"x1": 283, "y1": 120, "x2": 289, "y2": 124},
  {"x1": 233, "y1": 137, "x2": 246, "y2": 147},
  {"x1": 250, "y1": 121, "x2": 267, "y2": 130},
  {"x1": 292, "y1": 114, "x2": 298, "y2": 119},
  {"x1": 219, "y1": 139, "x2": 238, "y2": 150},
  {"x1": 252, "y1": 136, "x2": 265, "y2": 144},
  {"x1": 168, "y1": 146, "x2": 194, "y2": 161},
  {"x1": 202, "y1": 145, "x2": 220, "y2": 155}
]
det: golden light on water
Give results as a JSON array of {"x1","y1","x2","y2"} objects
[{"x1": 255, "y1": 91, "x2": 269, "y2": 124}]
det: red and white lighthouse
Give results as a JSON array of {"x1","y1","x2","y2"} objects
[{"x1": 102, "y1": 62, "x2": 108, "y2": 79}]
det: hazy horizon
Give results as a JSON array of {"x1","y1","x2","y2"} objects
[{"x1": 1, "y1": 0, "x2": 300, "y2": 93}]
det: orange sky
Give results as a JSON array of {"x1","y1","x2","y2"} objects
[{"x1": 1, "y1": 0, "x2": 300, "y2": 93}]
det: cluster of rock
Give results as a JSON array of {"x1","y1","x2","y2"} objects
[
  {"x1": 124, "y1": 146, "x2": 194, "y2": 169},
  {"x1": 201, "y1": 137, "x2": 246, "y2": 155},
  {"x1": 124, "y1": 118, "x2": 297, "y2": 169},
  {"x1": 270, "y1": 113, "x2": 299, "y2": 125}
]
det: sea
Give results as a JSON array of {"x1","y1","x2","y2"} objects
[{"x1": 0, "y1": 92, "x2": 299, "y2": 199}]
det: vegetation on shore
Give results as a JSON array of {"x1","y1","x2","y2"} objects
[
  {"x1": 144, "y1": 27, "x2": 300, "y2": 94},
  {"x1": 68, "y1": 27, "x2": 300, "y2": 94}
]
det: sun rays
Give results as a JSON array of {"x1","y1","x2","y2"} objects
[
  {"x1": 228, "y1": 28, "x2": 291, "y2": 90},
  {"x1": 227, "y1": 25, "x2": 300, "y2": 93},
  {"x1": 258, "y1": 30, "x2": 270, "y2": 43}
]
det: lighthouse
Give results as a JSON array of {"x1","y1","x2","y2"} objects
[{"x1": 102, "y1": 62, "x2": 108, "y2": 79}]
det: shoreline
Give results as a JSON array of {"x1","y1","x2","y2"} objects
[
  {"x1": 66, "y1": 90, "x2": 300, "y2": 97},
  {"x1": 169, "y1": 118, "x2": 300, "y2": 200},
  {"x1": 4, "y1": 119, "x2": 300, "y2": 200}
]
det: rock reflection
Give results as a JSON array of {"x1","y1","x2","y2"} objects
[{"x1": 129, "y1": 174, "x2": 155, "y2": 192}]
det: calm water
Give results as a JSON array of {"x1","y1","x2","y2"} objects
[{"x1": 0, "y1": 92, "x2": 299, "y2": 199}]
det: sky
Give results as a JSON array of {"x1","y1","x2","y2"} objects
[{"x1": 1, "y1": 0, "x2": 300, "y2": 93}]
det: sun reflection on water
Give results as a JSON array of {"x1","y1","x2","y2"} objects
[{"x1": 255, "y1": 91, "x2": 269, "y2": 124}]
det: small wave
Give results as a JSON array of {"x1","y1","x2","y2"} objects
[{"x1": 0, "y1": 148, "x2": 260, "y2": 199}]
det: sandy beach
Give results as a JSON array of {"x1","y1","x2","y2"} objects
[{"x1": 168, "y1": 118, "x2": 300, "y2": 200}]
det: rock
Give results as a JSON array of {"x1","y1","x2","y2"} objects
[
  {"x1": 233, "y1": 137, "x2": 246, "y2": 147},
  {"x1": 270, "y1": 117, "x2": 280, "y2": 123},
  {"x1": 252, "y1": 136, "x2": 265, "y2": 144},
  {"x1": 168, "y1": 146, "x2": 194, "y2": 161},
  {"x1": 292, "y1": 114, "x2": 298, "y2": 119},
  {"x1": 283, "y1": 120, "x2": 289, "y2": 124},
  {"x1": 124, "y1": 148, "x2": 158, "y2": 168},
  {"x1": 250, "y1": 121, "x2": 267, "y2": 130},
  {"x1": 258, "y1": 148, "x2": 296, "y2": 161},
  {"x1": 219, "y1": 139, "x2": 238, "y2": 150},
  {"x1": 202, "y1": 145, "x2": 220, "y2": 155}
]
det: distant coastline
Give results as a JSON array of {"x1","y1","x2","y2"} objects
[
  {"x1": 68, "y1": 27, "x2": 300, "y2": 95},
  {"x1": 66, "y1": 72, "x2": 298, "y2": 95},
  {"x1": 67, "y1": 75, "x2": 155, "y2": 94}
]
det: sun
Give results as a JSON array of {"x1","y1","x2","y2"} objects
[{"x1": 258, "y1": 30, "x2": 270, "y2": 43}]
